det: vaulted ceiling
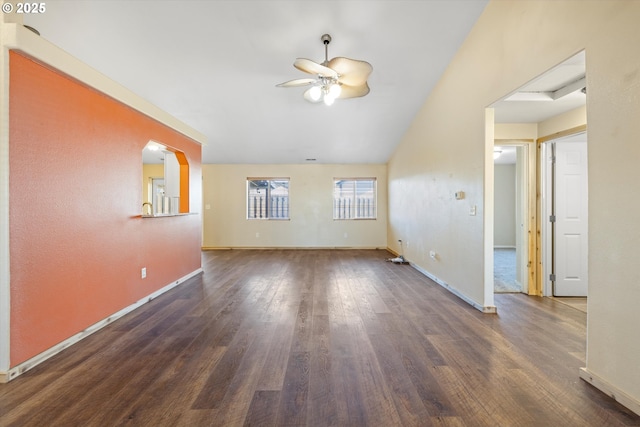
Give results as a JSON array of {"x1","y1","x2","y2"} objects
[
  {"x1": 24, "y1": 1, "x2": 584, "y2": 165},
  {"x1": 24, "y1": 1, "x2": 490, "y2": 164}
]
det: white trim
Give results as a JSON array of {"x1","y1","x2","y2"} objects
[
  {"x1": 202, "y1": 246, "x2": 388, "y2": 251},
  {"x1": 410, "y1": 263, "x2": 497, "y2": 314},
  {"x1": 579, "y1": 368, "x2": 640, "y2": 416},
  {"x1": 540, "y1": 142, "x2": 553, "y2": 296},
  {"x1": 0, "y1": 268, "x2": 202, "y2": 383},
  {"x1": 0, "y1": 23, "x2": 12, "y2": 375},
  {"x1": 484, "y1": 108, "x2": 495, "y2": 308}
]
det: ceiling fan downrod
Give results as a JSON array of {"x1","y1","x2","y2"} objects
[{"x1": 321, "y1": 34, "x2": 331, "y2": 65}]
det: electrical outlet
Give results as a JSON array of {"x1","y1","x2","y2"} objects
[
  {"x1": 256, "y1": 232, "x2": 260, "y2": 238},
  {"x1": 344, "y1": 232, "x2": 348, "y2": 238},
  {"x1": 469, "y1": 205, "x2": 477, "y2": 216},
  {"x1": 429, "y1": 251, "x2": 437, "y2": 260},
  {"x1": 141, "y1": 267, "x2": 147, "y2": 279}
]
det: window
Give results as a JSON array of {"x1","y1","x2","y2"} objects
[
  {"x1": 247, "y1": 178, "x2": 290, "y2": 219},
  {"x1": 333, "y1": 178, "x2": 376, "y2": 219}
]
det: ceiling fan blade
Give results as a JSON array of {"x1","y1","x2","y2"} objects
[
  {"x1": 328, "y1": 57, "x2": 373, "y2": 86},
  {"x1": 294, "y1": 58, "x2": 338, "y2": 78},
  {"x1": 276, "y1": 78, "x2": 317, "y2": 88},
  {"x1": 337, "y1": 82, "x2": 370, "y2": 99}
]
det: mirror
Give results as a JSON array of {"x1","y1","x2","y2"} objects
[{"x1": 142, "y1": 140, "x2": 189, "y2": 216}]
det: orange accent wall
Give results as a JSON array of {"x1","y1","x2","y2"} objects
[
  {"x1": 8, "y1": 51, "x2": 202, "y2": 366},
  {"x1": 175, "y1": 151, "x2": 190, "y2": 213}
]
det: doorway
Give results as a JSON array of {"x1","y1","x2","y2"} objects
[
  {"x1": 487, "y1": 50, "x2": 586, "y2": 301},
  {"x1": 541, "y1": 132, "x2": 589, "y2": 297},
  {"x1": 494, "y1": 143, "x2": 530, "y2": 293}
]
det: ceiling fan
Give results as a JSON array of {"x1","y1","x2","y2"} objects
[{"x1": 276, "y1": 34, "x2": 372, "y2": 106}]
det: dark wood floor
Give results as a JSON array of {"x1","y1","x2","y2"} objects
[{"x1": 1, "y1": 249, "x2": 638, "y2": 426}]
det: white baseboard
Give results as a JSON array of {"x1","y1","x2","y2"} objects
[
  {"x1": 0, "y1": 268, "x2": 203, "y2": 383},
  {"x1": 386, "y1": 247, "x2": 399, "y2": 257},
  {"x1": 410, "y1": 263, "x2": 497, "y2": 314},
  {"x1": 201, "y1": 246, "x2": 388, "y2": 251},
  {"x1": 579, "y1": 367, "x2": 640, "y2": 416}
]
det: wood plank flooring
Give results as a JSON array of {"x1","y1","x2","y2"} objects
[
  {"x1": 551, "y1": 297, "x2": 588, "y2": 313},
  {"x1": 1, "y1": 249, "x2": 638, "y2": 426}
]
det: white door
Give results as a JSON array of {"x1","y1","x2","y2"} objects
[{"x1": 553, "y1": 138, "x2": 588, "y2": 296}]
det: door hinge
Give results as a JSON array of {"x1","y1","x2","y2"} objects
[
  {"x1": 549, "y1": 273, "x2": 556, "y2": 281},
  {"x1": 549, "y1": 215, "x2": 556, "y2": 223}
]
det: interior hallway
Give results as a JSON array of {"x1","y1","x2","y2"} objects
[
  {"x1": 494, "y1": 248, "x2": 520, "y2": 293},
  {"x1": 0, "y1": 250, "x2": 637, "y2": 426}
]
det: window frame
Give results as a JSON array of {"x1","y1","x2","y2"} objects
[
  {"x1": 333, "y1": 178, "x2": 377, "y2": 220},
  {"x1": 246, "y1": 177, "x2": 290, "y2": 220}
]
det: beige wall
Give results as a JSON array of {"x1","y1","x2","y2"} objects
[
  {"x1": 539, "y1": 105, "x2": 586, "y2": 139},
  {"x1": 494, "y1": 164, "x2": 515, "y2": 247},
  {"x1": 494, "y1": 106, "x2": 586, "y2": 141},
  {"x1": 388, "y1": 0, "x2": 640, "y2": 412},
  {"x1": 202, "y1": 164, "x2": 387, "y2": 248},
  {"x1": 142, "y1": 164, "x2": 163, "y2": 205},
  {"x1": 495, "y1": 123, "x2": 537, "y2": 140}
]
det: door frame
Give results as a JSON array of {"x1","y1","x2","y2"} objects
[
  {"x1": 494, "y1": 139, "x2": 537, "y2": 294},
  {"x1": 537, "y1": 125, "x2": 587, "y2": 296}
]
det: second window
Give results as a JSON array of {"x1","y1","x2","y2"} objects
[
  {"x1": 333, "y1": 178, "x2": 376, "y2": 220},
  {"x1": 247, "y1": 178, "x2": 290, "y2": 219}
]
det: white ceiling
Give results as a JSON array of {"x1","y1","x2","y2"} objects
[
  {"x1": 24, "y1": 1, "x2": 584, "y2": 165},
  {"x1": 493, "y1": 146, "x2": 516, "y2": 165},
  {"x1": 492, "y1": 51, "x2": 586, "y2": 167},
  {"x1": 24, "y1": 0, "x2": 489, "y2": 164},
  {"x1": 492, "y1": 51, "x2": 586, "y2": 123}
]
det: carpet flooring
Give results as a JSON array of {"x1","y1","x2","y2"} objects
[{"x1": 494, "y1": 248, "x2": 521, "y2": 293}]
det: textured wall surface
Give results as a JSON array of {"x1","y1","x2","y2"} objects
[
  {"x1": 9, "y1": 51, "x2": 202, "y2": 365},
  {"x1": 388, "y1": 0, "x2": 640, "y2": 410},
  {"x1": 202, "y1": 163, "x2": 387, "y2": 249}
]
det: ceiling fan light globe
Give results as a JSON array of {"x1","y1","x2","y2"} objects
[
  {"x1": 323, "y1": 94, "x2": 335, "y2": 106},
  {"x1": 329, "y1": 83, "x2": 342, "y2": 98},
  {"x1": 309, "y1": 86, "x2": 322, "y2": 101}
]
